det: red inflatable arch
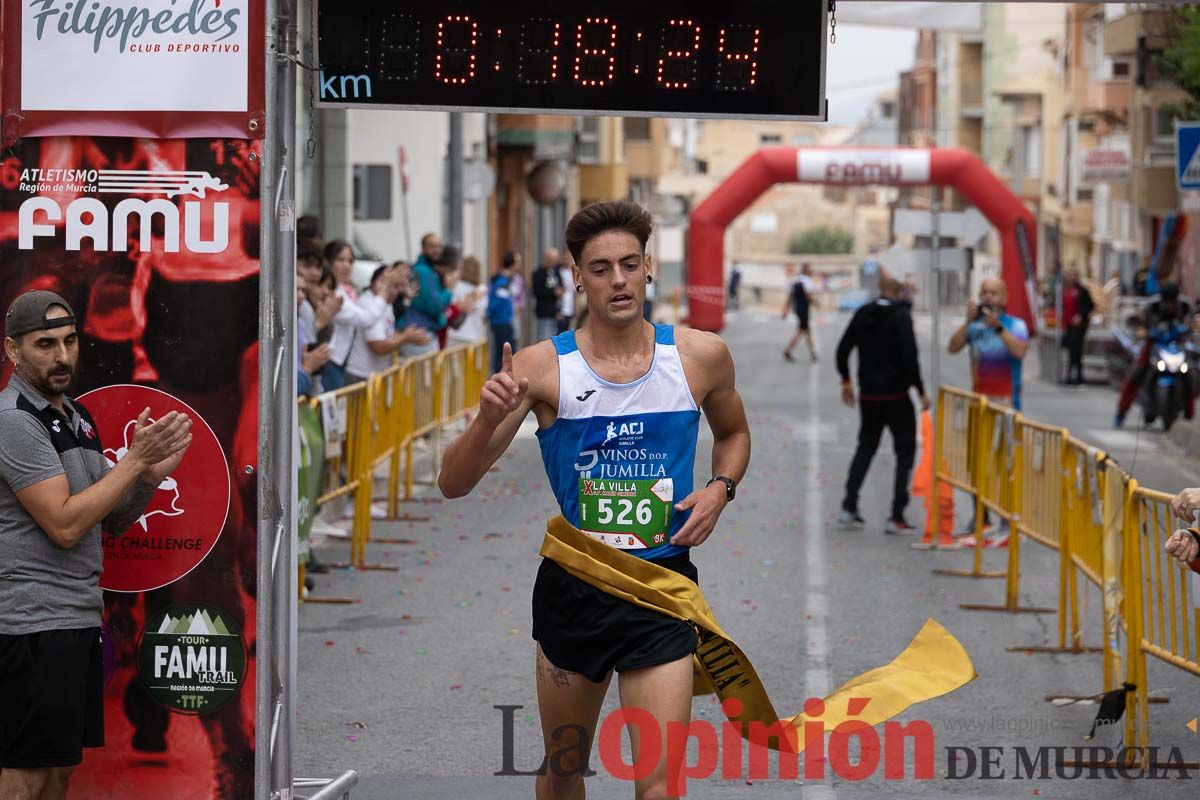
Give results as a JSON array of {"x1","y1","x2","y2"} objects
[{"x1": 686, "y1": 146, "x2": 1039, "y2": 334}]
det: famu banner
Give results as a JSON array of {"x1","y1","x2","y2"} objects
[
  {"x1": 0, "y1": 0, "x2": 265, "y2": 141},
  {"x1": 0, "y1": 135, "x2": 260, "y2": 799}
]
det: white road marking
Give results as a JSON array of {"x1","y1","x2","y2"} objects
[{"x1": 802, "y1": 361, "x2": 838, "y2": 800}]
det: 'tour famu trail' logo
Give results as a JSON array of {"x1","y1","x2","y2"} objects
[
  {"x1": 28, "y1": 0, "x2": 242, "y2": 54},
  {"x1": 138, "y1": 605, "x2": 246, "y2": 715}
]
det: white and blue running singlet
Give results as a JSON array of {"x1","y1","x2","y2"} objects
[{"x1": 537, "y1": 324, "x2": 700, "y2": 560}]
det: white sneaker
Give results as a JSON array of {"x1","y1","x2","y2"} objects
[
  {"x1": 310, "y1": 519, "x2": 351, "y2": 539},
  {"x1": 885, "y1": 517, "x2": 919, "y2": 535},
  {"x1": 837, "y1": 511, "x2": 866, "y2": 529}
]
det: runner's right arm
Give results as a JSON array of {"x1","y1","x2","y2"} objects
[{"x1": 438, "y1": 343, "x2": 549, "y2": 498}]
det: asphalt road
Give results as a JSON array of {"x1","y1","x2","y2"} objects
[{"x1": 295, "y1": 308, "x2": 1200, "y2": 799}]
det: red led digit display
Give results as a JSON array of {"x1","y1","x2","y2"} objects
[
  {"x1": 519, "y1": 19, "x2": 561, "y2": 85},
  {"x1": 573, "y1": 18, "x2": 618, "y2": 87},
  {"x1": 657, "y1": 19, "x2": 701, "y2": 90},
  {"x1": 716, "y1": 25, "x2": 760, "y2": 92},
  {"x1": 317, "y1": 0, "x2": 826, "y2": 120},
  {"x1": 435, "y1": 15, "x2": 479, "y2": 85}
]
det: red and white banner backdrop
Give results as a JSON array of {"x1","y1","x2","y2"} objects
[
  {"x1": 0, "y1": 0, "x2": 265, "y2": 143},
  {"x1": 0, "y1": 135, "x2": 261, "y2": 799}
]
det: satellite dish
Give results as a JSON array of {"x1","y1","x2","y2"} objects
[{"x1": 527, "y1": 161, "x2": 569, "y2": 206}]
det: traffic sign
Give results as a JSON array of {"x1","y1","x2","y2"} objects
[
  {"x1": 316, "y1": 0, "x2": 827, "y2": 120},
  {"x1": 1177, "y1": 122, "x2": 1200, "y2": 190},
  {"x1": 892, "y1": 207, "x2": 990, "y2": 247},
  {"x1": 878, "y1": 241, "x2": 970, "y2": 274}
]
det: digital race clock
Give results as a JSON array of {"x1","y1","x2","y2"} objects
[{"x1": 315, "y1": 1, "x2": 827, "y2": 120}]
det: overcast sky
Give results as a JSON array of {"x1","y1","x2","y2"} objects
[{"x1": 824, "y1": 24, "x2": 918, "y2": 125}]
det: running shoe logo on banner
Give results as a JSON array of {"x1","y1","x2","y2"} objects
[{"x1": 96, "y1": 170, "x2": 229, "y2": 199}]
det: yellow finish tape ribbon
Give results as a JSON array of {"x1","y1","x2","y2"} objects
[{"x1": 541, "y1": 515, "x2": 977, "y2": 751}]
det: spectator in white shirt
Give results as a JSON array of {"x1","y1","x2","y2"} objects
[
  {"x1": 448, "y1": 256, "x2": 488, "y2": 347},
  {"x1": 343, "y1": 265, "x2": 431, "y2": 384},
  {"x1": 558, "y1": 259, "x2": 576, "y2": 333}
]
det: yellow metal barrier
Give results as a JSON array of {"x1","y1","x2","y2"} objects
[
  {"x1": 1056, "y1": 438, "x2": 1109, "y2": 655},
  {"x1": 934, "y1": 387, "x2": 982, "y2": 495},
  {"x1": 310, "y1": 382, "x2": 373, "y2": 569},
  {"x1": 931, "y1": 387, "x2": 1003, "y2": 577},
  {"x1": 959, "y1": 406, "x2": 1056, "y2": 615},
  {"x1": 934, "y1": 384, "x2": 1200, "y2": 761},
  {"x1": 1126, "y1": 484, "x2": 1200, "y2": 760},
  {"x1": 307, "y1": 340, "x2": 488, "y2": 571}
]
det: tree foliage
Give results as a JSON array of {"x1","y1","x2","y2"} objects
[
  {"x1": 788, "y1": 226, "x2": 854, "y2": 255},
  {"x1": 1160, "y1": 6, "x2": 1200, "y2": 120}
]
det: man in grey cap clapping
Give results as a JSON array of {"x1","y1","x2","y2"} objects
[{"x1": 0, "y1": 291, "x2": 192, "y2": 800}]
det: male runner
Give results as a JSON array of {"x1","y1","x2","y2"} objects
[
  {"x1": 439, "y1": 200, "x2": 751, "y2": 800},
  {"x1": 782, "y1": 263, "x2": 817, "y2": 363}
]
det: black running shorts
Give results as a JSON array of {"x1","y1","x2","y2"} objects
[
  {"x1": 532, "y1": 554, "x2": 699, "y2": 684},
  {"x1": 795, "y1": 305, "x2": 810, "y2": 332},
  {"x1": 0, "y1": 628, "x2": 105, "y2": 769}
]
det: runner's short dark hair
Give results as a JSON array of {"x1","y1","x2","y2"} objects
[
  {"x1": 565, "y1": 201, "x2": 652, "y2": 265},
  {"x1": 502, "y1": 252, "x2": 517, "y2": 269}
]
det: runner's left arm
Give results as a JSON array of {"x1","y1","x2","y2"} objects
[{"x1": 671, "y1": 334, "x2": 750, "y2": 548}]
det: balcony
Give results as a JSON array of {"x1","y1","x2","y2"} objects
[
  {"x1": 1104, "y1": 10, "x2": 1173, "y2": 57},
  {"x1": 1133, "y1": 164, "x2": 1177, "y2": 214},
  {"x1": 1010, "y1": 175, "x2": 1042, "y2": 203},
  {"x1": 495, "y1": 115, "x2": 577, "y2": 160},
  {"x1": 579, "y1": 163, "x2": 629, "y2": 204},
  {"x1": 1085, "y1": 79, "x2": 1131, "y2": 115},
  {"x1": 1061, "y1": 201, "x2": 1094, "y2": 238}
]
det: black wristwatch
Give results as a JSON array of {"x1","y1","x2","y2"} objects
[{"x1": 707, "y1": 476, "x2": 736, "y2": 502}]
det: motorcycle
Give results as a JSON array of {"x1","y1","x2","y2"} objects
[{"x1": 1138, "y1": 322, "x2": 1194, "y2": 431}]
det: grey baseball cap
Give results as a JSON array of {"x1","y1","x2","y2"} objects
[{"x1": 5, "y1": 291, "x2": 77, "y2": 338}]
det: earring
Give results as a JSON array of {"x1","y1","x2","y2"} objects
[
  {"x1": 575, "y1": 284, "x2": 583, "y2": 293},
  {"x1": 646, "y1": 275, "x2": 654, "y2": 284}
]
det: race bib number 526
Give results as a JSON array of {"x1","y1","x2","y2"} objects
[{"x1": 578, "y1": 478, "x2": 673, "y2": 549}]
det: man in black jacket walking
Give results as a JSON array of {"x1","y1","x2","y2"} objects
[
  {"x1": 532, "y1": 247, "x2": 564, "y2": 342},
  {"x1": 836, "y1": 276, "x2": 930, "y2": 533}
]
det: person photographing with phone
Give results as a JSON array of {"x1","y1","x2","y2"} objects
[
  {"x1": 948, "y1": 277, "x2": 1030, "y2": 411},
  {"x1": 947, "y1": 278, "x2": 1029, "y2": 542}
]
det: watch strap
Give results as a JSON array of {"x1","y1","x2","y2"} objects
[{"x1": 707, "y1": 476, "x2": 735, "y2": 502}]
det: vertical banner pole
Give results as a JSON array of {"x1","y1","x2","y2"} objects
[{"x1": 258, "y1": 0, "x2": 298, "y2": 796}]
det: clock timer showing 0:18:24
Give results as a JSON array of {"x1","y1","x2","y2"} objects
[{"x1": 316, "y1": 1, "x2": 827, "y2": 120}]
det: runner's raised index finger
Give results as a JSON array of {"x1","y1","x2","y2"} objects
[{"x1": 502, "y1": 342, "x2": 514, "y2": 376}]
